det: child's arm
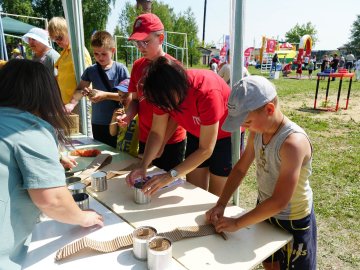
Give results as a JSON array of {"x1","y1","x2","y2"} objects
[
  {"x1": 206, "y1": 132, "x2": 255, "y2": 223},
  {"x1": 109, "y1": 109, "x2": 121, "y2": 136},
  {"x1": 64, "y1": 80, "x2": 90, "y2": 113},
  {"x1": 89, "y1": 90, "x2": 120, "y2": 103},
  {"x1": 215, "y1": 132, "x2": 312, "y2": 233},
  {"x1": 116, "y1": 93, "x2": 139, "y2": 127}
]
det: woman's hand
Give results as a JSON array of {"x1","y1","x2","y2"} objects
[
  {"x1": 142, "y1": 173, "x2": 173, "y2": 196},
  {"x1": 126, "y1": 166, "x2": 147, "y2": 187},
  {"x1": 80, "y1": 210, "x2": 104, "y2": 227},
  {"x1": 60, "y1": 155, "x2": 78, "y2": 170}
]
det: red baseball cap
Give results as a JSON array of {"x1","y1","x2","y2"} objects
[{"x1": 128, "y1": 13, "x2": 164, "y2": 41}]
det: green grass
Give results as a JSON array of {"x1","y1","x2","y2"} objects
[{"x1": 240, "y1": 66, "x2": 360, "y2": 269}]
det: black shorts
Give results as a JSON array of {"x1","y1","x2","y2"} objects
[
  {"x1": 139, "y1": 139, "x2": 186, "y2": 171},
  {"x1": 264, "y1": 208, "x2": 317, "y2": 270},
  {"x1": 185, "y1": 132, "x2": 232, "y2": 177},
  {"x1": 92, "y1": 124, "x2": 117, "y2": 148}
]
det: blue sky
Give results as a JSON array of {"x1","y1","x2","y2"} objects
[{"x1": 107, "y1": 0, "x2": 360, "y2": 50}]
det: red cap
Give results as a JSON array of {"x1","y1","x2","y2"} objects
[{"x1": 128, "y1": 13, "x2": 164, "y2": 41}]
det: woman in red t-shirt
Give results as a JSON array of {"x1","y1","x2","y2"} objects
[{"x1": 126, "y1": 57, "x2": 232, "y2": 196}]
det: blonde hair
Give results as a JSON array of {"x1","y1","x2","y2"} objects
[
  {"x1": 48, "y1": 17, "x2": 68, "y2": 38},
  {"x1": 90, "y1": 31, "x2": 115, "y2": 49}
]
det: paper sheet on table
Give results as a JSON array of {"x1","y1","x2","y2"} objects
[{"x1": 143, "y1": 169, "x2": 186, "y2": 190}]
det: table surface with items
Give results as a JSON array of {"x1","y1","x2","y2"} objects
[{"x1": 22, "y1": 136, "x2": 292, "y2": 270}]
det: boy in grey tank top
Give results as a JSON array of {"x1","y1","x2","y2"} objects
[{"x1": 206, "y1": 76, "x2": 317, "y2": 270}]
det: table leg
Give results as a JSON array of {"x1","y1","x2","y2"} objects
[
  {"x1": 336, "y1": 77, "x2": 343, "y2": 111},
  {"x1": 345, "y1": 77, "x2": 353, "y2": 110},
  {"x1": 314, "y1": 76, "x2": 320, "y2": 109},
  {"x1": 325, "y1": 76, "x2": 331, "y2": 107}
]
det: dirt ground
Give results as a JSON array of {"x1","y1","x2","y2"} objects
[{"x1": 282, "y1": 89, "x2": 360, "y2": 123}]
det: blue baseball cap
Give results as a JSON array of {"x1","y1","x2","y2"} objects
[{"x1": 113, "y1": 78, "x2": 130, "y2": 93}]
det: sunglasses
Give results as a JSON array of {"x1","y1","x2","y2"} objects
[
  {"x1": 130, "y1": 39, "x2": 152, "y2": 49},
  {"x1": 52, "y1": 35, "x2": 64, "y2": 42}
]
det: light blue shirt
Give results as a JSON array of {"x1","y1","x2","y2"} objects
[
  {"x1": 0, "y1": 107, "x2": 66, "y2": 270},
  {"x1": 81, "y1": 61, "x2": 129, "y2": 125}
]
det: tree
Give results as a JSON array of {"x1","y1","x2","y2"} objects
[
  {"x1": 33, "y1": 0, "x2": 63, "y2": 22},
  {"x1": 172, "y1": 8, "x2": 201, "y2": 64},
  {"x1": 344, "y1": 15, "x2": 360, "y2": 56},
  {"x1": 116, "y1": 1, "x2": 201, "y2": 65},
  {"x1": 0, "y1": 0, "x2": 33, "y2": 17},
  {"x1": 1, "y1": 0, "x2": 117, "y2": 50},
  {"x1": 285, "y1": 22, "x2": 318, "y2": 47}
]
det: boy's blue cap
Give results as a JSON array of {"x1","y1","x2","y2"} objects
[{"x1": 113, "y1": 78, "x2": 130, "y2": 93}]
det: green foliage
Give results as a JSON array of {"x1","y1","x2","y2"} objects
[
  {"x1": 32, "y1": 0, "x2": 63, "y2": 22},
  {"x1": 1, "y1": 0, "x2": 116, "y2": 50},
  {"x1": 0, "y1": 0, "x2": 33, "y2": 17},
  {"x1": 285, "y1": 22, "x2": 318, "y2": 47},
  {"x1": 344, "y1": 14, "x2": 360, "y2": 56},
  {"x1": 82, "y1": 0, "x2": 113, "y2": 49}
]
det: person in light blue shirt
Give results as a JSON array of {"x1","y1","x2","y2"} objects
[{"x1": 0, "y1": 59, "x2": 104, "y2": 270}]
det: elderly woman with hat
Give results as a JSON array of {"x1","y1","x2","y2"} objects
[{"x1": 22, "y1": 27, "x2": 59, "y2": 75}]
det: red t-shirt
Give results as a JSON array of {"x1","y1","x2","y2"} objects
[
  {"x1": 153, "y1": 69, "x2": 231, "y2": 140},
  {"x1": 128, "y1": 54, "x2": 186, "y2": 143}
]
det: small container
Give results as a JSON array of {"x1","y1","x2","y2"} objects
[
  {"x1": 66, "y1": 176, "x2": 81, "y2": 185},
  {"x1": 68, "y1": 182, "x2": 86, "y2": 195},
  {"x1": 134, "y1": 181, "x2": 151, "y2": 204},
  {"x1": 91, "y1": 171, "x2": 107, "y2": 192},
  {"x1": 132, "y1": 226, "x2": 157, "y2": 260},
  {"x1": 147, "y1": 236, "x2": 172, "y2": 270},
  {"x1": 72, "y1": 193, "x2": 89, "y2": 210}
]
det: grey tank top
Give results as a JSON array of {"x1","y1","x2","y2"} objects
[{"x1": 254, "y1": 119, "x2": 313, "y2": 220}]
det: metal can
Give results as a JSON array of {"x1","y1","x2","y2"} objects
[
  {"x1": 134, "y1": 181, "x2": 151, "y2": 204},
  {"x1": 147, "y1": 236, "x2": 172, "y2": 270},
  {"x1": 132, "y1": 226, "x2": 157, "y2": 260},
  {"x1": 91, "y1": 171, "x2": 107, "y2": 192},
  {"x1": 66, "y1": 176, "x2": 81, "y2": 185},
  {"x1": 72, "y1": 193, "x2": 89, "y2": 210},
  {"x1": 68, "y1": 182, "x2": 86, "y2": 195}
]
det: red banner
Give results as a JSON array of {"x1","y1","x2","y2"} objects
[{"x1": 266, "y1": 39, "x2": 276, "y2": 53}]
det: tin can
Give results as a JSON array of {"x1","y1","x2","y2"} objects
[
  {"x1": 66, "y1": 176, "x2": 81, "y2": 185},
  {"x1": 134, "y1": 181, "x2": 151, "y2": 204},
  {"x1": 72, "y1": 193, "x2": 89, "y2": 210},
  {"x1": 68, "y1": 182, "x2": 86, "y2": 195},
  {"x1": 132, "y1": 226, "x2": 157, "y2": 260},
  {"x1": 147, "y1": 236, "x2": 172, "y2": 270},
  {"x1": 91, "y1": 171, "x2": 107, "y2": 192}
]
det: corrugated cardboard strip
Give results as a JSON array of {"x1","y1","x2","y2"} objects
[{"x1": 55, "y1": 224, "x2": 225, "y2": 261}]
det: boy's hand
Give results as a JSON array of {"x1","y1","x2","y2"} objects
[
  {"x1": 89, "y1": 89, "x2": 107, "y2": 103},
  {"x1": 116, "y1": 113, "x2": 130, "y2": 127},
  {"x1": 64, "y1": 103, "x2": 76, "y2": 114},
  {"x1": 214, "y1": 216, "x2": 239, "y2": 233},
  {"x1": 205, "y1": 203, "x2": 225, "y2": 224},
  {"x1": 81, "y1": 87, "x2": 94, "y2": 97}
]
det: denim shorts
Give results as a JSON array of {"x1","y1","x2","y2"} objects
[
  {"x1": 185, "y1": 132, "x2": 232, "y2": 177},
  {"x1": 264, "y1": 208, "x2": 317, "y2": 270}
]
